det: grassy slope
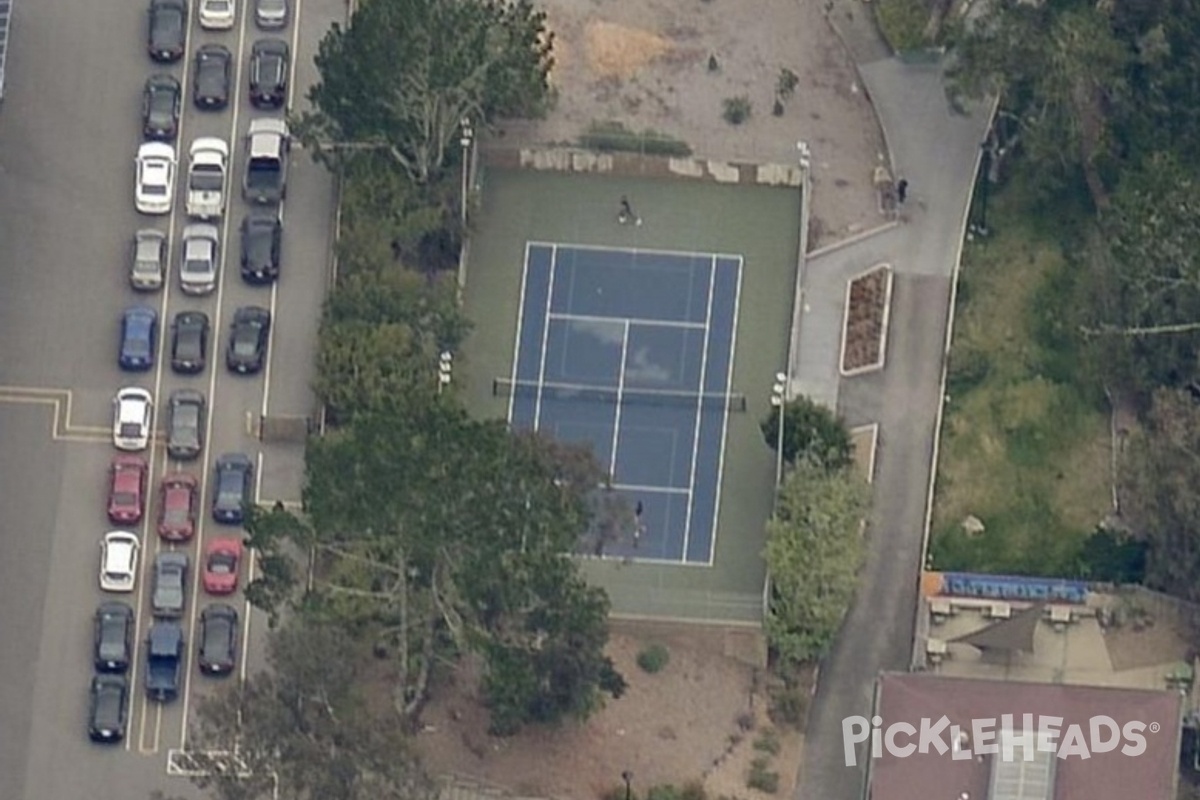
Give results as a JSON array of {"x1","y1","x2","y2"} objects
[{"x1": 929, "y1": 184, "x2": 1112, "y2": 577}]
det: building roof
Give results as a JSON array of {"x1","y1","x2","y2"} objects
[{"x1": 866, "y1": 673, "x2": 1180, "y2": 800}]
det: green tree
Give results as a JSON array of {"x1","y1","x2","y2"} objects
[
  {"x1": 1120, "y1": 388, "x2": 1200, "y2": 601},
  {"x1": 763, "y1": 459, "x2": 870, "y2": 663},
  {"x1": 297, "y1": 0, "x2": 554, "y2": 184},
  {"x1": 760, "y1": 396, "x2": 852, "y2": 471},
  {"x1": 177, "y1": 622, "x2": 432, "y2": 800}
]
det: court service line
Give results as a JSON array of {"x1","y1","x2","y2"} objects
[
  {"x1": 505, "y1": 242, "x2": 534, "y2": 424},
  {"x1": 705, "y1": 259, "x2": 745, "y2": 566},
  {"x1": 527, "y1": 240, "x2": 743, "y2": 263},
  {"x1": 607, "y1": 321, "x2": 631, "y2": 478},
  {"x1": 531, "y1": 244, "x2": 559, "y2": 431},
  {"x1": 548, "y1": 311, "x2": 706, "y2": 331},
  {"x1": 611, "y1": 482, "x2": 690, "y2": 496},
  {"x1": 679, "y1": 256, "x2": 718, "y2": 560}
]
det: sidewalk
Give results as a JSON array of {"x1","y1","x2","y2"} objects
[{"x1": 789, "y1": 4, "x2": 994, "y2": 798}]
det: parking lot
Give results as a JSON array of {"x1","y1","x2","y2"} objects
[{"x1": 0, "y1": 0, "x2": 339, "y2": 794}]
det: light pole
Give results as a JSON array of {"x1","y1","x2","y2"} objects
[
  {"x1": 770, "y1": 372, "x2": 787, "y2": 487},
  {"x1": 437, "y1": 351, "x2": 453, "y2": 395},
  {"x1": 459, "y1": 117, "x2": 474, "y2": 226},
  {"x1": 621, "y1": 771, "x2": 633, "y2": 800}
]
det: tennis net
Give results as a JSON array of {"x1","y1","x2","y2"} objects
[{"x1": 494, "y1": 378, "x2": 747, "y2": 412}]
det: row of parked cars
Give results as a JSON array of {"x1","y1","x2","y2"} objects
[{"x1": 87, "y1": 0, "x2": 292, "y2": 744}]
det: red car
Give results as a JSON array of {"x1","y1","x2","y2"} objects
[
  {"x1": 157, "y1": 474, "x2": 199, "y2": 541},
  {"x1": 107, "y1": 455, "x2": 148, "y2": 524},
  {"x1": 203, "y1": 537, "x2": 243, "y2": 595}
]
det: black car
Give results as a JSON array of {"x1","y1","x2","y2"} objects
[
  {"x1": 248, "y1": 39, "x2": 289, "y2": 108},
  {"x1": 93, "y1": 602, "x2": 134, "y2": 673},
  {"x1": 212, "y1": 453, "x2": 253, "y2": 524},
  {"x1": 193, "y1": 44, "x2": 232, "y2": 109},
  {"x1": 171, "y1": 310, "x2": 209, "y2": 374},
  {"x1": 88, "y1": 675, "x2": 129, "y2": 743},
  {"x1": 167, "y1": 389, "x2": 206, "y2": 460},
  {"x1": 145, "y1": 621, "x2": 185, "y2": 702},
  {"x1": 198, "y1": 604, "x2": 239, "y2": 675},
  {"x1": 142, "y1": 74, "x2": 181, "y2": 141},
  {"x1": 240, "y1": 215, "x2": 281, "y2": 283},
  {"x1": 148, "y1": 0, "x2": 187, "y2": 62},
  {"x1": 226, "y1": 306, "x2": 271, "y2": 374}
]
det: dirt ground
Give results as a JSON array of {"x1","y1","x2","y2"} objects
[
  {"x1": 417, "y1": 630, "x2": 804, "y2": 800},
  {"x1": 493, "y1": 0, "x2": 888, "y2": 248}
]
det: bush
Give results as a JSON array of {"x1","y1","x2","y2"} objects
[
  {"x1": 874, "y1": 0, "x2": 930, "y2": 53},
  {"x1": 753, "y1": 728, "x2": 782, "y2": 755},
  {"x1": 722, "y1": 96, "x2": 752, "y2": 125},
  {"x1": 578, "y1": 121, "x2": 693, "y2": 157},
  {"x1": 637, "y1": 643, "x2": 670, "y2": 673},
  {"x1": 768, "y1": 682, "x2": 809, "y2": 729},
  {"x1": 746, "y1": 758, "x2": 780, "y2": 794}
]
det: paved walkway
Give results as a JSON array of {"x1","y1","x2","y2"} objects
[{"x1": 788, "y1": 4, "x2": 994, "y2": 799}]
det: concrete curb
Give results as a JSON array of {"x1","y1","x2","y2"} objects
[
  {"x1": 850, "y1": 423, "x2": 881, "y2": 484},
  {"x1": 808, "y1": 220, "x2": 899, "y2": 261},
  {"x1": 839, "y1": 263, "x2": 894, "y2": 376}
]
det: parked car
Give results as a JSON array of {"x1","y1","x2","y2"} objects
[
  {"x1": 198, "y1": 604, "x2": 239, "y2": 675},
  {"x1": 199, "y1": 0, "x2": 236, "y2": 29},
  {"x1": 130, "y1": 229, "x2": 167, "y2": 291},
  {"x1": 158, "y1": 474, "x2": 199, "y2": 541},
  {"x1": 180, "y1": 224, "x2": 220, "y2": 295},
  {"x1": 193, "y1": 45, "x2": 232, "y2": 109},
  {"x1": 147, "y1": 0, "x2": 187, "y2": 62},
  {"x1": 253, "y1": 0, "x2": 287, "y2": 28},
  {"x1": 93, "y1": 602, "x2": 135, "y2": 672},
  {"x1": 100, "y1": 531, "x2": 141, "y2": 592},
  {"x1": 171, "y1": 310, "x2": 209, "y2": 374},
  {"x1": 151, "y1": 552, "x2": 189, "y2": 617},
  {"x1": 145, "y1": 621, "x2": 184, "y2": 701},
  {"x1": 226, "y1": 306, "x2": 271, "y2": 373},
  {"x1": 107, "y1": 455, "x2": 148, "y2": 525},
  {"x1": 203, "y1": 537, "x2": 243, "y2": 594},
  {"x1": 243, "y1": 118, "x2": 288, "y2": 204},
  {"x1": 135, "y1": 142, "x2": 176, "y2": 215},
  {"x1": 88, "y1": 675, "x2": 129, "y2": 743},
  {"x1": 240, "y1": 214, "x2": 281, "y2": 283},
  {"x1": 166, "y1": 389, "x2": 206, "y2": 460},
  {"x1": 118, "y1": 305, "x2": 158, "y2": 371},
  {"x1": 112, "y1": 387, "x2": 154, "y2": 451},
  {"x1": 186, "y1": 137, "x2": 229, "y2": 219},
  {"x1": 212, "y1": 453, "x2": 253, "y2": 524},
  {"x1": 142, "y1": 74, "x2": 181, "y2": 140},
  {"x1": 248, "y1": 39, "x2": 289, "y2": 108}
]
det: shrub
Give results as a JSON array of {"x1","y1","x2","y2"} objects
[
  {"x1": 753, "y1": 728, "x2": 782, "y2": 755},
  {"x1": 874, "y1": 0, "x2": 929, "y2": 53},
  {"x1": 578, "y1": 121, "x2": 693, "y2": 157},
  {"x1": 637, "y1": 643, "x2": 670, "y2": 673},
  {"x1": 776, "y1": 68, "x2": 799, "y2": 101},
  {"x1": 722, "y1": 96, "x2": 752, "y2": 125},
  {"x1": 768, "y1": 682, "x2": 809, "y2": 729},
  {"x1": 747, "y1": 758, "x2": 780, "y2": 794}
]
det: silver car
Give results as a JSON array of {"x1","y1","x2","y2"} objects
[
  {"x1": 180, "y1": 224, "x2": 220, "y2": 295},
  {"x1": 254, "y1": 0, "x2": 287, "y2": 28},
  {"x1": 151, "y1": 552, "x2": 189, "y2": 617},
  {"x1": 131, "y1": 230, "x2": 167, "y2": 291}
]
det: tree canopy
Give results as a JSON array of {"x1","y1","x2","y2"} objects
[
  {"x1": 763, "y1": 459, "x2": 870, "y2": 663},
  {"x1": 297, "y1": 0, "x2": 554, "y2": 183},
  {"x1": 760, "y1": 396, "x2": 853, "y2": 472}
]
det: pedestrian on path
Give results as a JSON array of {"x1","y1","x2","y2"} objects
[
  {"x1": 618, "y1": 195, "x2": 643, "y2": 226},
  {"x1": 897, "y1": 179, "x2": 909, "y2": 204}
]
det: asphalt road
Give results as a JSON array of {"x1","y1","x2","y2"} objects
[{"x1": 0, "y1": 0, "x2": 339, "y2": 793}]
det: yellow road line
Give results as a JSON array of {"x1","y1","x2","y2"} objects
[{"x1": 0, "y1": 389, "x2": 112, "y2": 441}]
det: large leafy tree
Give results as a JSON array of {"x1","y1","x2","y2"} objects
[
  {"x1": 170, "y1": 622, "x2": 432, "y2": 800},
  {"x1": 760, "y1": 396, "x2": 853, "y2": 472},
  {"x1": 763, "y1": 459, "x2": 870, "y2": 663},
  {"x1": 1120, "y1": 388, "x2": 1200, "y2": 601},
  {"x1": 297, "y1": 0, "x2": 554, "y2": 183},
  {"x1": 245, "y1": 401, "x2": 624, "y2": 732}
]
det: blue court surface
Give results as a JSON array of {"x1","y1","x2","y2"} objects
[{"x1": 505, "y1": 242, "x2": 744, "y2": 565}]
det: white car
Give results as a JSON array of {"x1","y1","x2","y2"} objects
[
  {"x1": 100, "y1": 531, "x2": 141, "y2": 592},
  {"x1": 135, "y1": 142, "x2": 177, "y2": 215},
  {"x1": 112, "y1": 387, "x2": 154, "y2": 451},
  {"x1": 186, "y1": 138, "x2": 229, "y2": 220},
  {"x1": 180, "y1": 224, "x2": 220, "y2": 295},
  {"x1": 199, "y1": 0, "x2": 236, "y2": 29}
]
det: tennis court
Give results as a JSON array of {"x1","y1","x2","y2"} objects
[{"x1": 504, "y1": 242, "x2": 744, "y2": 565}]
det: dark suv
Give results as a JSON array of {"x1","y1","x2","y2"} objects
[
  {"x1": 171, "y1": 311, "x2": 210, "y2": 374},
  {"x1": 240, "y1": 215, "x2": 281, "y2": 283},
  {"x1": 167, "y1": 389, "x2": 206, "y2": 460},
  {"x1": 212, "y1": 453, "x2": 254, "y2": 524},
  {"x1": 249, "y1": 39, "x2": 289, "y2": 108},
  {"x1": 147, "y1": 0, "x2": 187, "y2": 62},
  {"x1": 93, "y1": 602, "x2": 134, "y2": 672},
  {"x1": 194, "y1": 44, "x2": 232, "y2": 109},
  {"x1": 145, "y1": 621, "x2": 185, "y2": 702},
  {"x1": 88, "y1": 675, "x2": 129, "y2": 743},
  {"x1": 142, "y1": 74, "x2": 181, "y2": 140}
]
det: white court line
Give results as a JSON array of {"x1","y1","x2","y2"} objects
[
  {"x1": 531, "y1": 244, "x2": 558, "y2": 430},
  {"x1": 506, "y1": 241, "x2": 535, "y2": 423},
  {"x1": 549, "y1": 311, "x2": 706, "y2": 331},
  {"x1": 607, "y1": 321, "x2": 631, "y2": 478},
  {"x1": 705, "y1": 257, "x2": 745, "y2": 566},
  {"x1": 611, "y1": 483, "x2": 690, "y2": 496},
  {"x1": 527, "y1": 240, "x2": 743, "y2": 263},
  {"x1": 679, "y1": 256, "x2": 718, "y2": 559}
]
